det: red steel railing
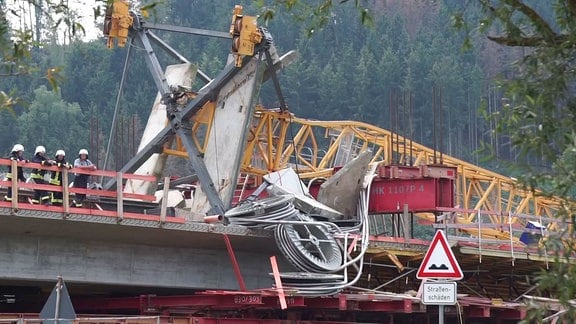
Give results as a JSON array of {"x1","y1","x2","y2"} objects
[{"x1": 0, "y1": 158, "x2": 185, "y2": 224}]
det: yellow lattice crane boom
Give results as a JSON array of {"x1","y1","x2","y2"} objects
[{"x1": 161, "y1": 106, "x2": 568, "y2": 240}]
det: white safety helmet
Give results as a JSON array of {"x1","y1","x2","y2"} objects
[
  {"x1": 35, "y1": 146, "x2": 46, "y2": 155},
  {"x1": 12, "y1": 144, "x2": 24, "y2": 152},
  {"x1": 55, "y1": 149, "x2": 66, "y2": 157},
  {"x1": 79, "y1": 149, "x2": 89, "y2": 156}
]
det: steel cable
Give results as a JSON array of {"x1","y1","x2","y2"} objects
[
  {"x1": 225, "y1": 168, "x2": 377, "y2": 296},
  {"x1": 276, "y1": 170, "x2": 377, "y2": 295}
]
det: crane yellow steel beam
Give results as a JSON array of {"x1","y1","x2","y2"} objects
[{"x1": 164, "y1": 107, "x2": 570, "y2": 235}]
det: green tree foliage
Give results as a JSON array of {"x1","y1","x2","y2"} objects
[
  {"x1": 0, "y1": 1, "x2": 488, "y2": 171},
  {"x1": 0, "y1": 0, "x2": 108, "y2": 84},
  {"x1": 17, "y1": 85, "x2": 87, "y2": 156},
  {"x1": 455, "y1": 0, "x2": 576, "y2": 321},
  {"x1": 0, "y1": 109, "x2": 19, "y2": 154},
  {"x1": 62, "y1": 42, "x2": 115, "y2": 111},
  {"x1": 279, "y1": 2, "x2": 484, "y2": 158},
  {"x1": 0, "y1": 0, "x2": 490, "y2": 173}
]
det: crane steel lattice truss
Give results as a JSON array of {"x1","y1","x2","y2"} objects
[{"x1": 166, "y1": 107, "x2": 569, "y2": 239}]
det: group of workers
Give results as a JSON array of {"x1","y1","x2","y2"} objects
[{"x1": 4, "y1": 144, "x2": 97, "y2": 207}]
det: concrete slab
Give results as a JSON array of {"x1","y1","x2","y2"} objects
[
  {"x1": 125, "y1": 63, "x2": 197, "y2": 196},
  {"x1": 0, "y1": 208, "x2": 296, "y2": 295},
  {"x1": 316, "y1": 150, "x2": 372, "y2": 218},
  {"x1": 191, "y1": 58, "x2": 264, "y2": 215}
]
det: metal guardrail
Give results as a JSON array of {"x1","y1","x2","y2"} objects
[{"x1": 0, "y1": 158, "x2": 184, "y2": 225}]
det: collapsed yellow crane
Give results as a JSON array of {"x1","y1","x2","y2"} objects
[{"x1": 162, "y1": 106, "x2": 568, "y2": 242}]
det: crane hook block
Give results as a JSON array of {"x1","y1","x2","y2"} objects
[
  {"x1": 230, "y1": 5, "x2": 263, "y2": 67},
  {"x1": 104, "y1": 0, "x2": 134, "y2": 49}
]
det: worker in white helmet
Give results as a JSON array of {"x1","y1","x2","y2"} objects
[
  {"x1": 29, "y1": 146, "x2": 56, "y2": 204},
  {"x1": 72, "y1": 148, "x2": 97, "y2": 207},
  {"x1": 48, "y1": 149, "x2": 72, "y2": 206},
  {"x1": 4, "y1": 144, "x2": 27, "y2": 202}
]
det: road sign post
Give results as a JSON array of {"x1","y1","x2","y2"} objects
[{"x1": 417, "y1": 230, "x2": 463, "y2": 324}]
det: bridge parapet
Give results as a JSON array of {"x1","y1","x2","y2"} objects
[{"x1": 0, "y1": 158, "x2": 185, "y2": 225}]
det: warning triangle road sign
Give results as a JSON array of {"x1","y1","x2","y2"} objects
[{"x1": 416, "y1": 230, "x2": 463, "y2": 280}]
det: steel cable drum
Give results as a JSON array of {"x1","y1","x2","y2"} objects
[
  {"x1": 275, "y1": 219, "x2": 343, "y2": 273},
  {"x1": 225, "y1": 194, "x2": 298, "y2": 227}
]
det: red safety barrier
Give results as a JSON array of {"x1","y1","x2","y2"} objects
[{"x1": 0, "y1": 158, "x2": 185, "y2": 224}]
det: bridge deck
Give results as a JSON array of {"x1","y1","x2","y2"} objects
[{"x1": 0, "y1": 158, "x2": 560, "y2": 321}]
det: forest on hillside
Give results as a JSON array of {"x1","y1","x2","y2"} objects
[{"x1": 0, "y1": 0, "x2": 541, "y2": 174}]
